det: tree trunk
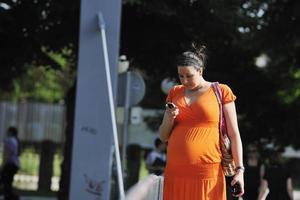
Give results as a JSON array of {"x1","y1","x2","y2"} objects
[
  {"x1": 38, "y1": 140, "x2": 55, "y2": 192},
  {"x1": 58, "y1": 83, "x2": 76, "y2": 200}
]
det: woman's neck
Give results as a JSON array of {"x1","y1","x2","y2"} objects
[{"x1": 188, "y1": 79, "x2": 209, "y2": 92}]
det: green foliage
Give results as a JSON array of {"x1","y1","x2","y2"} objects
[
  {"x1": 0, "y1": 49, "x2": 75, "y2": 103},
  {"x1": 12, "y1": 65, "x2": 64, "y2": 102},
  {"x1": 139, "y1": 153, "x2": 148, "y2": 180},
  {"x1": 18, "y1": 148, "x2": 40, "y2": 176},
  {"x1": 0, "y1": 0, "x2": 79, "y2": 91},
  {"x1": 120, "y1": 0, "x2": 300, "y2": 148},
  {"x1": 0, "y1": 0, "x2": 299, "y2": 160},
  {"x1": 277, "y1": 68, "x2": 300, "y2": 104}
]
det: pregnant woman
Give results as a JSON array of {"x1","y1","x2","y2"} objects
[{"x1": 159, "y1": 45, "x2": 244, "y2": 200}]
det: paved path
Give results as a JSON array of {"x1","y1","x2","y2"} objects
[
  {"x1": 1, "y1": 191, "x2": 299, "y2": 200},
  {"x1": 0, "y1": 197, "x2": 55, "y2": 200},
  {"x1": 294, "y1": 191, "x2": 300, "y2": 200}
]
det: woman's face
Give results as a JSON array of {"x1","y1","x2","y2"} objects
[{"x1": 177, "y1": 66, "x2": 202, "y2": 89}]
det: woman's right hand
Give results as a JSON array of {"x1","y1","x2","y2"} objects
[
  {"x1": 164, "y1": 102, "x2": 179, "y2": 121},
  {"x1": 159, "y1": 103, "x2": 179, "y2": 142}
]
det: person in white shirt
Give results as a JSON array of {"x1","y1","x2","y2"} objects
[
  {"x1": 1, "y1": 126, "x2": 20, "y2": 200},
  {"x1": 145, "y1": 138, "x2": 166, "y2": 176}
]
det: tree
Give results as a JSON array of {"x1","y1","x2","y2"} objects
[
  {"x1": 120, "y1": 0, "x2": 300, "y2": 149},
  {"x1": 0, "y1": 49, "x2": 75, "y2": 102},
  {"x1": 0, "y1": 1, "x2": 79, "y2": 198},
  {"x1": 0, "y1": 0, "x2": 79, "y2": 90},
  {"x1": 1, "y1": 0, "x2": 299, "y2": 197},
  {"x1": 237, "y1": 0, "x2": 300, "y2": 148}
]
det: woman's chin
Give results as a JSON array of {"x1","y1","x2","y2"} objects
[
  {"x1": 185, "y1": 86, "x2": 196, "y2": 90},
  {"x1": 183, "y1": 85, "x2": 191, "y2": 88}
]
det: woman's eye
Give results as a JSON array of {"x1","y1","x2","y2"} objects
[{"x1": 179, "y1": 74, "x2": 193, "y2": 79}]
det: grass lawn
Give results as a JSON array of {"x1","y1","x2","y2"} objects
[
  {"x1": 139, "y1": 155, "x2": 149, "y2": 180},
  {"x1": 0, "y1": 147, "x2": 62, "y2": 177}
]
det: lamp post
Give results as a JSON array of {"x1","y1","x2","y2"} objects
[
  {"x1": 118, "y1": 55, "x2": 129, "y2": 74},
  {"x1": 117, "y1": 57, "x2": 146, "y2": 178},
  {"x1": 118, "y1": 55, "x2": 130, "y2": 175}
]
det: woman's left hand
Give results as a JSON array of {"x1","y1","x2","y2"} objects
[{"x1": 231, "y1": 170, "x2": 244, "y2": 197}]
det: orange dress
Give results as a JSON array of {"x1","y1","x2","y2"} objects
[{"x1": 163, "y1": 83, "x2": 236, "y2": 200}]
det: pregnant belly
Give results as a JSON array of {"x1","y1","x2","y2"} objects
[{"x1": 167, "y1": 125, "x2": 222, "y2": 164}]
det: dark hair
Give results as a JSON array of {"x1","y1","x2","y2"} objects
[
  {"x1": 154, "y1": 138, "x2": 163, "y2": 148},
  {"x1": 176, "y1": 44, "x2": 207, "y2": 70},
  {"x1": 8, "y1": 126, "x2": 18, "y2": 137},
  {"x1": 7, "y1": 126, "x2": 21, "y2": 155}
]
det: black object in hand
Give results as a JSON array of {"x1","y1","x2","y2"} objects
[
  {"x1": 231, "y1": 183, "x2": 241, "y2": 196},
  {"x1": 166, "y1": 102, "x2": 175, "y2": 109}
]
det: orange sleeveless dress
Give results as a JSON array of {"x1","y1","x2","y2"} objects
[{"x1": 163, "y1": 83, "x2": 236, "y2": 200}]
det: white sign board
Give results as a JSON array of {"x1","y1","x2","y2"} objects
[{"x1": 69, "y1": 0, "x2": 121, "y2": 199}]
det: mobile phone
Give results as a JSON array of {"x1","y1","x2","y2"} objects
[
  {"x1": 231, "y1": 183, "x2": 241, "y2": 196},
  {"x1": 166, "y1": 102, "x2": 175, "y2": 109}
]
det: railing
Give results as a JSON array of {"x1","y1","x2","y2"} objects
[
  {"x1": 0, "y1": 144, "x2": 62, "y2": 191},
  {"x1": 126, "y1": 175, "x2": 163, "y2": 200},
  {"x1": 0, "y1": 101, "x2": 66, "y2": 143}
]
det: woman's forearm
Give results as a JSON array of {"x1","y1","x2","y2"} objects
[
  {"x1": 287, "y1": 178, "x2": 294, "y2": 200},
  {"x1": 223, "y1": 102, "x2": 243, "y2": 167},
  {"x1": 159, "y1": 121, "x2": 173, "y2": 142},
  {"x1": 258, "y1": 180, "x2": 268, "y2": 200},
  {"x1": 159, "y1": 110, "x2": 176, "y2": 141},
  {"x1": 230, "y1": 133, "x2": 243, "y2": 167}
]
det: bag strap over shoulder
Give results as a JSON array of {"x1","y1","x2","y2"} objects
[
  {"x1": 212, "y1": 82, "x2": 225, "y2": 135},
  {"x1": 212, "y1": 82, "x2": 223, "y2": 111},
  {"x1": 212, "y1": 82, "x2": 235, "y2": 177},
  {"x1": 212, "y1": 82, "x2": 222, "y2": 104}
]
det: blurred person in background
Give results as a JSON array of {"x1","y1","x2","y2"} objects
[
  {"x1": 145, "y1": 138, "x2": 166, "y2": 176},
  {"x1": 1, "y1": 126, "x2": 20, "y2": 200},
  {"x1": 258, "y1": 151, "x2": 293, "y2": 200},
  {"x1": 243, "y1": 145, "x2": 265, "y2": 200}
]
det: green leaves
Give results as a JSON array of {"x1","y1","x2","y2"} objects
[
  {"x1": 0, "y1": 0, "x2": 79, "y2": 90},
  {"x1": 277, "y1": 68, "x2": 300, "y2": 104},
  {"x1": 1, "y1": 49, "x2": 75, "y2": 103},
  {"x1": 120, "y1": 0, "x2": 300, "y2": 148}
]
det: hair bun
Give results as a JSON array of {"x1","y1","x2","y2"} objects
[
  {"x1": 191, "y1": 43, "x2": 207, "y2": 68},
  {"x1": 176, "y1": 43, "x2": 208, "y2": 69}
]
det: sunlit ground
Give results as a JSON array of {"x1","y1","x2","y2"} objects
[{"x1": 0, "y1": 154, "x2": 299, "y2": 199}]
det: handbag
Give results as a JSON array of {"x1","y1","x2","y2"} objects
[{"x1": 212, "y1": 82, "x2": 236, "y2": 177}]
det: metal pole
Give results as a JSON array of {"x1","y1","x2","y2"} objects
[
  {"x1": 122, "y1": 72, "x2": 131, "y2": 173},
  {"x1": 97, "y1": 12, "x2": 125, "y2": 200}
]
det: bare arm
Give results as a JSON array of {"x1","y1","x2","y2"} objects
[
  {"x1": 223, "y1": 102, "x2": 244, "y2": 196},
  {"x1": 159, "y1": 106, "x2": 179, "y2": 142},
  {"x1": 258, "y1": 179, "x2": 269, "y2": 200},
  {"x1": 287, "y1": 177, "x2": 294, "y2": 200},
  {"x1": 260, "y1": 164, "x2": 265, "y2": 180}
]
